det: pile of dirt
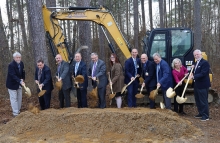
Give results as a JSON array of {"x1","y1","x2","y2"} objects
[{"x1": 0, "y1": 108, "x2": 202, "y2": 142}]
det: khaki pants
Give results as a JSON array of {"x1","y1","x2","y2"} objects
[{"x1": 8, "y1": 86, "x2": 22, "y2": 116}]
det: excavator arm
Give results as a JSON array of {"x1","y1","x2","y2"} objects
[{"x1": 42, "y1": 5, "x2": 131, "y2": 62}]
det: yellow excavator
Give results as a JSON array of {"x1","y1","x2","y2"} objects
[{"x1": 42, "y1": 5, "x2": 215, "y2": 104}]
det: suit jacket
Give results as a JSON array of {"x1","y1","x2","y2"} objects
[
  {"x1": 6, "y1": 60, "x2": 25, "y2": 90},
  {"x1": 124, "y1": 57, "x2": 141, "y2": 84},
  {"x1": 142, "y1": 61, "x2": 157, "y2": 88},
  {"x1": 193, "y1": 58, "x2": 211, "y2": 89},
  {"x1": 72, "y1": 61, "x2": 88, "y2": 90},
  {"x1": 35, "y1": 64, "x2": 54, "y2": 91},
  {"x1": 56, "y1": 61, "x2": 72, "y2": 90},
  {"x1": 157, "y1": 59, "x2": 173, "y2": 90},
  {"x1": 88, "y1": 59, "x2": 107, "y2": 88},
  {"x1": 111, "y1": 63, "x2": 124, "y2": 93}
]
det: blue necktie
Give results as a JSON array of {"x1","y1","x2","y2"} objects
[
  {"x1": 156, "y1": 64, "x2": 160, "y2": 82},
  {"x1": 134, "y1": 59, "x2": 137, "y2": 76},
  {"x1": 75, "y1": 62, "x2": 79, "y2": 75}
]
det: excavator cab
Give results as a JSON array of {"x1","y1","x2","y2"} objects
[{"x1": 143, "y1": 28, "x2": 194, "y2": 71}]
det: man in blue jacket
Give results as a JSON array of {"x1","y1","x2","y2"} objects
[
  {"x1": 141, "y1": 54, "x2": 157, "y2": 109},
  {"x1": 35, "y1": 59, "x2": 54, "y2": 110},
  {"x1": 72, "y1": 52, "x2": 88, "y2": 108},
  {"x1": 189, "y1": 49, "x2": 211, "y2": 121},
  {"x1": 124, "y1": 48, "x2": 141, "y2": 107},
  {"x1": 153, "y1": 53, "x2": 173, "y2": 109},
  {"x1": 6, "y1": 52, "x2": 25, "y2": 116}
]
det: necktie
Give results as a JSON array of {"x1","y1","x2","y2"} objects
[
  {"x1": 57, "y1": 63, "x2": 61, "y2": 76},
  {"x1": 92, "y1": 62, "x2": 96, "y2": 77},
  {"x1": 38, "y1": 69, "x2": 42, "y2": 82},
  {"x1": 156, "y1": 64, "x2": 160, "y2": 82},
  {"x1": 75, "y1": 62, "x2": 79, "y2": 75},
  {"x1": 194, "y1": 60, "x2": 200, "y2": 73},
  {"x1": 134, "y1": 59, "x2": 137, "y2": 76},
  {"x1": 18, "y1": 64, "x2": 21, "y2": 74}
]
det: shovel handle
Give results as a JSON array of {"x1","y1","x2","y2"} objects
[
  {"x1": 127, "y1": 75, "x2": 138, "y2": 86},
  {"x1": 37, "y1": 83, "x2": 42, "y2": 91},
  {"x1": 174, "y1": 73, "x2": 189, "y2": 90},
  {"x1": 181, "y1": 67, "x2": 194, "y2": 98},
  {"x1": 140, "y1": 84, "x2": 144, "y2": 94},
  {"x1": 107, "y1": 73, "x2": 114, "y2": 94}
]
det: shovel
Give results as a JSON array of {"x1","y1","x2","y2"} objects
[
  {"x1": 22, "y1": 83, "x2": 31, "y2": 97},
  {"x1": 160, "y1": 102, "x2": 165, "y2": 109},
  {"x1": 55, "y1": 75, "x2": 62, "y2": 90},
  {"x1": 108, "y1": 73, "x2": 116, "y2": 100},
  {"x1": 37, "y1": 83, "x2": 46, "y2": 97},
  {"x1": 72, "y1": 76, "x2": 80, "y2": 88},
  {"x1": 149, "y1": 85, "x2": 160, "y2": 101},
  {"x1": 121, "y1": 75, "x2": 138, "y2": 94},
  {"x1": 135, "y1": 84, "x2": 145, "y2": 98},
  {"x1": 166, "y1": 73, "x2": 189, "y2": 98},
  {"x1": 176, "y1": 67, "x2": 194, "y2": 104}
]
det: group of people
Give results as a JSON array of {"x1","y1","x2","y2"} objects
[{"x1": 6, "y1": 49, "x2": 211, "y2": 121}]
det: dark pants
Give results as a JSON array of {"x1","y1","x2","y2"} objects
[
  {"x1": 59, "y1": 88, "x2": 71, "y2": 108},
  {"x1": 127, "y1": 80, "x2": 139, "y2": 107},
  {"x1": 194, "y1": 87, "x2": 209, "y2": 119},
  {"x1": 77, "y1": 89, "x2": 88, "y2": 108},
  {"x1": 98, "y1": 86, "x2": 106, "y2": 108},
  {"x1": 174, "y1": 84, "x2": 185, "y2": 113},
  {"x1": 38, "y1": 90, "x2": 51, "y2": 110},
  {"x1": 147, "y1": 86, "x2": 156, "y2": 108},
  {"x1": 162, "y1": 90, "x2": 171, "y2": 109}
]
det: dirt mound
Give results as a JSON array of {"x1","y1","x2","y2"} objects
[{"x1": 0, "y1": 108, "x2": 202, "y2": 143}]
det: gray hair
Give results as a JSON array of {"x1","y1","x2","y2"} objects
[
  {"x1": 152, "y1": 53, "x2": 161, "y2": 58},
  {"x1": 91, "y1": 52, "x2": 98, "y2": 57},
  {"x1": 193, "y1": 49, "x2": 202, "y2": 54},
  {"x1": 13, "y1": 52, "x2": 21, "y2": 58},
  {"x1": 171, "y1": 58, "x2": 182, "y2": 69}
]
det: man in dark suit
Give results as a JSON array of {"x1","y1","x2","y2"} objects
[
  {"x1": 6, "y1": 52, "x2": 25, "y2": 116},
  {"x1": 88, "y1": 53, "x2": 107, "y2": 108},
  {"x1": 72, "y1": 52, "x2": 88, "y2": 108},
  {"x1": 141, "y1": 54, "x2": 157, "y2": 109},
  {"x1": 35, "y1": 59, "x2": 53, "y2": 110},
  {"x1": 124, "y1": 48, "x2": 141, "y2": 107},
  {"x1": 55, "y1": 54, "x2": 72, "y2": 108},
  {"x1": 189, "y1": 49, "x2": 211, "y2": 121},
  {"x1": 153, "y1": 53, "x2": 173, "y2": 109}
]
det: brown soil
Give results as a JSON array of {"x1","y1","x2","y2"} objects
[{"x1": 0, "y1": 91, "x2": 220, "y2": 143}]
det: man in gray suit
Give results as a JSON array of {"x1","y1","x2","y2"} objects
[
  {"x1": 89, "y1": 53, "x2": 108, "y2": 108},
  {"x1": 55, "y1": 54, "x2": 72, "y2": 108}
]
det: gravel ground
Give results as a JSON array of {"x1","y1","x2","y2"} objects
[{"x1": 0, "y1": 94, "x2": 220, "y2": 143}]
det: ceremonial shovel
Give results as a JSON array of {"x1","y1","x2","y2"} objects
[
  {"x1": 22, "y1": 83, "x2": 31, "y2": 97},
  {"x1": 55, "y1": 75, "x2": 62, "y2": 90},
  {"x1": 121, "y1": 75, "x2": 138, "y2": 94},
  {"x1": 37, "y1": 83, "x2": 46, "y2": 97},
  {"x1": 108, "y1": 73, "x2": 116, "y2": 99},
  {"x1": 135, "y1": 84, "x2": 145, "y2": 98},
  {"x1": 149, "y1": 85, "x2": 160, "y2": 101},
  {"x1": 166, "y1": 73, "x2": 189, "y2": 98},
  {"x1": 176, "y1": 67, "x2": 194, "y2": 104}
]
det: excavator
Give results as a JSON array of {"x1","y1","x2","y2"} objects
[{"x1": 42, "y1": 5, "x2": 215, "y2": 104}]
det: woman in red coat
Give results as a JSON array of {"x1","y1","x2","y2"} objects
[{"x1": 172, "y1": 58, "x2": 188, "y2": 114}]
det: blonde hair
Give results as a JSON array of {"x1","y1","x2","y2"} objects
[{"x1": 171, "y1": 58, "x2": 182, "y2": 69}]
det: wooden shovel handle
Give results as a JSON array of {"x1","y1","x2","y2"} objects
[
  {"x1": 174, "y1": 73, "x2": 189, "y2": 90},
  {"x1": 181, "y1": 67, "x2": 194, "y2": 98},
  {"x1": 37, "y1": 83, "x2": 42, "y2": 91},
  {"x1": 127, "y1": 75, "x2": 138, "y2": 86},
  {"x1": 108, "y1": 72, "x2": 114, "y2": 94},
  {"x1": 140, "y1": 84, "x2": 144, "y2": 94}
]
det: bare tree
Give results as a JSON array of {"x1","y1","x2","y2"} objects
[
  {"x1": 76, "y1": 0, "x2": 92, "y2": 68},
  {"x1": 149, "y1": 0, "x2": 153, "y2": 30},
  {"x1": 159, "y1": 0, "x2": 164, "y2": 28},
  {"x1": 16, "y1": 0, "x2": 28, "y2": 49},
  {"x1": 133, "y1": 0, "x2": 139, "y2": 48},
  {"x1": 98, "y1": 0, "x2": 105, "y2": 59},
  {"x1": 141, "y1": 0, "x2": 146, "y2": 32},
  {"x1": 6, "y1": 0, "x2": 14, "y2": 51},
  {"x1": 193, "y1": 0, "x2": 202, "y2": 50},
  {"x1": 27, "y1": 0, "x2": 49, "y2": 65}
]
